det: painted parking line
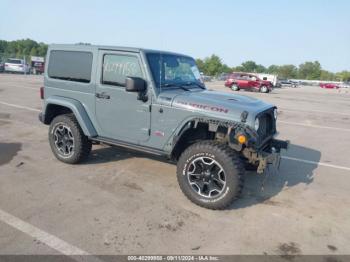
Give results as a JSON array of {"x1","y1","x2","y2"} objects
[
  {"x1": 1, "y1": 101, "x2": 349, "y2": 132},
  {"x1": 282, "y1": 156, "x2": 350, "y2": 171},
  {"x1": 0, "y1": 208, "x2": 89, "y2": 255},
  {"x1": 1, "y1": 83, "x2": 39, "y2": 90},
  {"x1": 279, "y1": 120, "x2": 350, "y2": 132},
  {"x1": 280, "y1": 108, "x2": 350, "y2": 116},
  {"x1": 0, "y1": 101, "x2": 41, "y2": 112},
  {"x1": 1, "y1": 100, "x2": 350, "y2": 171}
]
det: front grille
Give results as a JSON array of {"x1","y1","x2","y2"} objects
[{"x1": 257, "y1": 109, "x2": 276, "y2": 145}]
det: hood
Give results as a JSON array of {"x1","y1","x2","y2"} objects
[{"x1": 157, "y1": 89, "x2": 274, "y2": 124}]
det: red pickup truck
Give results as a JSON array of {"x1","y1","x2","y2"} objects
[{"x1": 225, "y1": 72, "x2": 273, "y2": 93}]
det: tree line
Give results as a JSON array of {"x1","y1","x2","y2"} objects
[
  {"x1": 0, "y1": 39, "x2": 48, "y2": 61},
  {"x1": 1, "y1": 39, "x2": 349, "y2": 81},
  {"x1": 196, "y1": 55, "x2": 350, "y2": 82}
]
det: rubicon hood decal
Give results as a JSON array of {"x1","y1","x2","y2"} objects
[
  {"x1": 177, "y1": 100, "x2": 229, "y2": 113},
  {"x1": 156, "y1": 89, "x2": 273, "y2": 124}
]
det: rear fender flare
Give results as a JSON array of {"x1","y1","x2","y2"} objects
[{"x1": 44, "y1": 96, "x2": 97, "y2": 137}]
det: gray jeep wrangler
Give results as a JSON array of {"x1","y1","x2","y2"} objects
[{"x1": 39, "y1": 44, "x2": 288, "y2": 210}]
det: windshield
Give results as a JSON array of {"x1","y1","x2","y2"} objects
[
  {"x1": 7, "y1": 59, "x2": 22, "y2": 64},
  {"x1": 146, "y1": 53, "x2": 204, "y2": 90}
]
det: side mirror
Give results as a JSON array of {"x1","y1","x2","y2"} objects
[{"x1": 125, "y1": 77, "x2": 146, "y2": 92}]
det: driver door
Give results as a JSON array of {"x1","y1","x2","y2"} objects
[{"x1": 95, "y1": 50, "x2": 151, "y2": 143}]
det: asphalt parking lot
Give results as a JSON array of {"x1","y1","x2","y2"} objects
[{"x1": 0, "y1": 74, "x2": 350, "y2": 256}]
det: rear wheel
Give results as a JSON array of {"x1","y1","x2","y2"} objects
[
  {"x1": 231, "y1": 84, "x2": 239, "y2": 91},
  {"x1": 49, "y1": 114, "x2": 92, "y2": 164},
  {"x1": 177, "y1": 141, "x2": 245, "y2": 210}
]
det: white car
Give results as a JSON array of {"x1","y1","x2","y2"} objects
[{"x1": 4, "y1": 58, "x2": 30, "y2": 74}]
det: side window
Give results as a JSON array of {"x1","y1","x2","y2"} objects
[
  {"x1": 48, "y1": 50, "x2": 93, "y2": 83},
  {"x1": 102, "y1": 54, "x2": 142, "y2": 86}
]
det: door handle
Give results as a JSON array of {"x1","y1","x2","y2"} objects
[{"x1": 95, "y1": 92, "x2": 110, "y2": 99}]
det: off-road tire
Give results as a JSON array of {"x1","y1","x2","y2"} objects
[
  {"x1": 177, "y1": 141, "x2": 245, "y2": 210},
  {"x1": 231, "y1": 84, "x2": 239, "y2": 91},
  {"x1": 49, "y1": 114, "x2": 92, "y2": 164}
]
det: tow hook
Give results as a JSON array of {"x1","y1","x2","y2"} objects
[
  {"x1": 256, "y1": 141, "x2": 289, "y2": 174},
  {"x1": 257, "y1": 158, "x2": 267, "y2": 174}
]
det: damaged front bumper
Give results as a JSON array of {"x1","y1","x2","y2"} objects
[{"x1": 242, "y1": 139, "x2": 289, "y2": 173}]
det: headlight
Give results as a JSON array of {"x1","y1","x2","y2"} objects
[
  {"x1": 254, "y1": 118, "x2": 260, "y2": 131},
  {"x1": 274, "y1": 108, "x2": 278, "y2": 119}
]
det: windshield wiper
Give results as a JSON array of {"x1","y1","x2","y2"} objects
[
  {"x1": 160, "y1": 83, "x2": 190, "y2": 91},
  {"x1": 181, "y1": 82, "x2": 206, "y2": 89}
]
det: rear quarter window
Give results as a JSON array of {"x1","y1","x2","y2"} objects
[{"x1": 48, "y1": 50, "x2": 93, "y2": 83}]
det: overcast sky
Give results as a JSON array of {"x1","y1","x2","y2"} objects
[{"x1": 1, "y1": 0, "x2": 349, "y2": 72}]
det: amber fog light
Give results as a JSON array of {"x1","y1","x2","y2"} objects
[{"x1": 237, "y1": 134, "x2": 247, "y2": 144}]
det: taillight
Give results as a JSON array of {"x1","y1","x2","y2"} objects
[{"x1": 40, "y1": 87, "x2": 44, "y2": 99}]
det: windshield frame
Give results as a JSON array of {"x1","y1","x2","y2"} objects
[{"x1": 145, "y1": 52, "x2": 205, "y2": 94}]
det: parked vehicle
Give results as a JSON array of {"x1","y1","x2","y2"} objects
[
  {"x1": 39, "y1": 44, "x2": 288, "y2": 210},
  {"x1": 217, "y1": 73, "x2": 229, "y2": 81},
  {"x1": 4, "y1": 58, "x2": 30, "y2": 74},
  {"x1": 343, "y1": 81, "x2": 350, "y2": 88},
  {"x1": 200, "y1": 73, "x2": 212, "y2": 82},
  {"x1": 320, "y1": 83, "x2": 340, "y2": 89},
  {"x1": 31, "y1": 56, "x2": 45, "y2": 74},
  {"x1": 257, "y1": 73, "x2": 278, "y2": 87},
  {"x1": 279, "y1": 79, "x2": 298, "y2": 88},
  {"x1": 225, "y1": 72, "x2": 273, "y2": 93}
]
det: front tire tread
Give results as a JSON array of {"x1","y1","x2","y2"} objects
[{"x1": 177, "y1": 141, "x2": 244, "y2": 210}]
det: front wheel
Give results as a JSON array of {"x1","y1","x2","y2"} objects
[
  {"x1": 49, "y1": 114, "x2": 92, "y2": 164},
  {"x1": 260, "y1": 86, "x2": 269, "y2": 93},
  {"x1": 177, "y1": 141, "x2": 245, "y2": 210},
  {"x1": 231, "y1": 84, "x2": 239, "y2": 91}
]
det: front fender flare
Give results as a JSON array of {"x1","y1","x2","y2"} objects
[{"x1": 169, "y1": 116, "x2": 258, "y2": 156}]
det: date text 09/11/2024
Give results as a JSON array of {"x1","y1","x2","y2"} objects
[{"x1": 127, "y1": 255, "x2": 219, "y2": 261}]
